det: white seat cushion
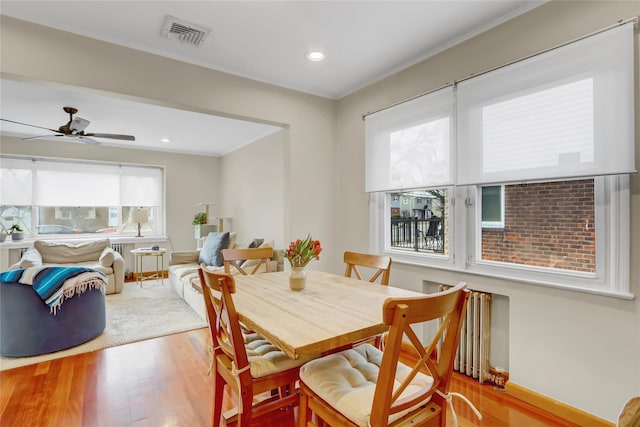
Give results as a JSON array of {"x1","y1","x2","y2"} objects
[
  {"x1": 242, "y1": 332, "x2": 315, "y2": 378},
  {"x1": 300, "y1": 343, "x2": 434, "y2": 427}
]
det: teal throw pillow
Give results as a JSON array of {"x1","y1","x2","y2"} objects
[{"x1": 198, "y1": 232, "x2": 230, "y2": 267}]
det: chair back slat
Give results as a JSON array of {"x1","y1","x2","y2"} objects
[
  {"x1": 199, "y1": 267, "x2": 250, "y2": 374},
  {"x1": 222, "y1": 247, "x2": 273, "y2": 275},
  {"x1": 370, "y1": 282, "x2": 469, "y2": 426},
  {"x1": 343, "y1": 251, "x2": 392, "y2": 285}
]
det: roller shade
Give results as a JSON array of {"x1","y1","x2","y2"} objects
[
  {"x1": 365, "y1": 86, "x2": 454, "y2": 192},
  {"x1": 456, "y1": 22, "x2": 635, "y2": 185},
  {"x1": 0, "y1": 158, "x2": 33, "y2": 205},
  {"x1": 0, "y1": 157, "x2": 163, "y2": 207}
]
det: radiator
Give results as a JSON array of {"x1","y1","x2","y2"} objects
[
  {"x1": 111, "y1": 243, "x2": 125, "y2": 255},
  {"x1": 440, "y1": 285, "x2": 491, "y2": 384}
]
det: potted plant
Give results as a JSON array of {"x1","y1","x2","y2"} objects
[
  {"x1": 8, "y1": 224, "x2": 24, "y2": 241},
  {"x1": 192, "y1": 212, "x2": 208, "y2": 239}
]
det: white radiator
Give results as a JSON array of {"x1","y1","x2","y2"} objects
[
  {"x1": 111, "y1": 243, "x2": 125, "y2": 255},
  {"x1": 440, "y1": 285, "x2": 491, "y2": 384}
]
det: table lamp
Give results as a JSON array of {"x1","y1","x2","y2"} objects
[{"x1": 131, "y1": 208, "x2": 149, "y2": 238}]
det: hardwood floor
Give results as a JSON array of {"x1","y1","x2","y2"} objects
[{"x1": 0, "y1": 328, "x2": 579, "y2": 427}]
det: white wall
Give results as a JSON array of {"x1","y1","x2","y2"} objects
[
  {"x1": 219, "y1": 128, "x2": 287, "y2": 248},
  {"x1": 334, "y1": 1, "x2": 640, "y2": 422}
]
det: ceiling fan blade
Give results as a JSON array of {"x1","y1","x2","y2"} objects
[
  {"x1": 77, "y1": 136, "x2": 101, "y2": 145},
  {"x1": 1, "y1": 118, "x2": 59, "y2": 133},
  {"x1": 22, "y1": 134, "x2": 64, "y2": 141},
  {"x1": 85, "y1": 133, "x2": 135, "y2": 141}
]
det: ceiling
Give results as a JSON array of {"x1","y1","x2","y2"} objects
[{"x1": 0, "y1": 1, "x2": 545, "y2": 156}]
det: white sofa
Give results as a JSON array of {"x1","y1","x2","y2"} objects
[
  {"x1": 169, "y1": 237, "x2": 283, "y2": 319},
  {"x1": 10, "y1": 239, "x2": 125, "y2": 294}
]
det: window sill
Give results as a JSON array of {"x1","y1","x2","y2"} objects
[
  {"x1": 389, "y1": 252, "x2": 635, "y2": 301},
  {"x1": 0, "y1": 235, "x2": 168, "y2": 250}
]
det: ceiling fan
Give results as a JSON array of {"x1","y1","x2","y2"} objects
[{"x1": 1, "y1": 106, "x2": 136, "y2": 145}]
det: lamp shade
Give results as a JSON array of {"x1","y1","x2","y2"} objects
[{"x1": 130, "y1": 209, "x2": 149, "y2": 224}]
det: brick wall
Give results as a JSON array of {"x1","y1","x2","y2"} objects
[{"x1": 482, "y1": 179, "x2": 595, "y2": 272}]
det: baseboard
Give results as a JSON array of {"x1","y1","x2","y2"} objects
[{"x1": 505, "y1": 382, "x2": 614, "y2": 427}]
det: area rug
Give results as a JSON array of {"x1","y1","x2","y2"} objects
[{"x1": 0, "y1": 281, "x2": 207, "y2": 371}]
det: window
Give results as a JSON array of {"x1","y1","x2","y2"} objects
[
  {"x1": 0, "y1": 156, "x2": 164, "y2": 238},
  {"x1": 389, "y1": 189, "x2": 448, "y2": 255},
  {"x1": 479, "y1": 179, "x2": 594, "y2": 273},
  {"x1": 481, "y1": 185, "x2": 503, "y2": 228},
  {"x1": 367, "y1": 22, "x2": 634, "y2": 297}
]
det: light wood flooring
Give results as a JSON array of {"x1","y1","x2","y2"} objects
[{"x1": 0, "y1": 328, "x2": 579, "y2": 426}]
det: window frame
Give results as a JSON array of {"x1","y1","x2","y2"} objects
[
  {"x1": 0, "y1": 155, "x2": 166, "y2": 239},
  {"x1": 371, "y1": 175, "x2": 631, "y2": 299}
]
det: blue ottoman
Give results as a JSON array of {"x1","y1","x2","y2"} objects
[{"x1": 0, "y1": 281, "x2": 106, "y2": 357}]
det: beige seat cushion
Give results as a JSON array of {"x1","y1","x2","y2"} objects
[
  {"x1": 299, "y1": 343, "x2": 434, "y2": 427},
  {"x1": 169, "y1": 264, "x2": 199, "y2": 280},
  {"x1": 243, "y1": 332, "x2": 315, "y2": 378}
]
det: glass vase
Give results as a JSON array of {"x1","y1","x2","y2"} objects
[{"x1": 289, "y1": 267, "x2": 306, "y2": 291}]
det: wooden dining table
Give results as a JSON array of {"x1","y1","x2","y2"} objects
[{"x1": 231, "y1": 270, "x2": 424, "y2": 359}]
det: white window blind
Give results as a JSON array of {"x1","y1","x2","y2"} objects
[
  {"x1": 456, "y1": 22, "x2": 635, "y2": 185},
  {"x1": 365, "y1": 86, "x2": 454, "y2": 192},
  {"x1": 120, "y1": 166, "x2": 163, "y2": 206},
  {"x1": 0, "y1": 158, "x2": 33, "y2": 205},
  {"x1": 0, "y1": 156, "x2": 163, "y2": 207},
  {"x1": 35, "y1": 162, "x2": 121, "y2": 206}
]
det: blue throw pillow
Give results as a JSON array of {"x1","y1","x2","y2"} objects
[{"x1": 198, "y1": 232, "x2": 230, "y2": 267}]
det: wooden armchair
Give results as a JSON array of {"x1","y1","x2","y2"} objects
[
  {"x1": 222, "y1": 247, "x2": 273, "y2": 275},
  {"x1": 299, "y1": 282, "x2": 480, "y2": 427},
  {"x1": 198, "y1": 267, "x2": 309, "y2": 426},
  {"x1": 344, "y1": 251, "x2": 392, "y2": 285}
]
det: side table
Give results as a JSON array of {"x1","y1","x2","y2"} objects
[{"x1": 130, "y1": 248, "x2": 167, "y2": 287}]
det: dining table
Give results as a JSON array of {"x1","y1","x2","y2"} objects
[{"x1": 230, "y1": 270, "x2": 425, "y2": 359}]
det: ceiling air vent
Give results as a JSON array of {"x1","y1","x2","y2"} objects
[{"x1": 162, "y1": 15, "x2": 210, "y2": 47}]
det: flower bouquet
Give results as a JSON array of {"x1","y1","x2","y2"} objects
[{"x1": 285, "y1": 234, "x2": 322, "y2": 290}]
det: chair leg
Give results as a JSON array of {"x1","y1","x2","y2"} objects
[
  {"x1": 299, "y1": 387, "x2": 309, "y2": 427},
  {"x1": 237, "y1": 387, "x2": 254, "y2": 427},
  {"x1": 212, "y1": 372, "x2": 225, "y2": 427}
]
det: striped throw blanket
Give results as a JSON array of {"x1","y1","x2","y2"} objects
[{"x1": 0, "y1": 266, "x2": 106, "y2": 315}]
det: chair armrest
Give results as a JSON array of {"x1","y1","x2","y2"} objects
[
  {"x1": 110, "y1": 250, "x2": 124, "y2": 274},
  {"x1": 170, "y1": 250, "x2": 201, "y2": 265},
  {"x1": 10, "y1": 247, "x2": 43, "y2": 269}
]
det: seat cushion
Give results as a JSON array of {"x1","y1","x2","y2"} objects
[
  {"x1": 243, "y1": 332, "x2": 315, "y2": 378},
  {"x1": 299, "y1": 343, "x2": 434, "y2": 427},
  {"x1": 169, "y1": 264, "x2": 199, "y2": 280}
]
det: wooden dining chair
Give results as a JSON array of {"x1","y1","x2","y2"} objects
[
  {"x1": 344, "y1": 251, "x2": 392, "y2": 285},
  {"x1": 198, "y1": 267, "x2": 310, "y2": 427},
  {"x1": 299, "y1": 282, "x2": 480, "y2": 427},
  {"x1": 222, "y1": 247, "x2": 273, "y2": 275}
]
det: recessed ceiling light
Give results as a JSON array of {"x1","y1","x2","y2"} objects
[
  {"x1": 306, "y1": 51, "x2": 325, "y2": 62},
  {"x1": 160, "y1": 138, "x2": 171, "y2": 143}
]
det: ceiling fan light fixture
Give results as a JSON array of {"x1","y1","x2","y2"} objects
[
  {"x1": 70, "y1": 117, "x2": 90, "y2": 132},
  {"x1": 160, "y1": 138, "x2": 171, "y2": 143},
  {"x1": 306, "y1": 50, "x2": 325, "y2": 62}
]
